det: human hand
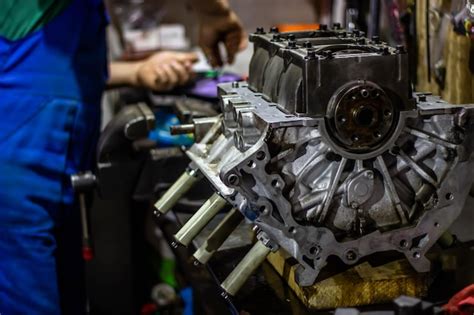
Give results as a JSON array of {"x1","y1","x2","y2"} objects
[
  {"x1": 135, "y1": 51, "x2": 198, "y2": 91},
  {"x1": 198, "y1": 10, "x2": 247, "y2": 67}
]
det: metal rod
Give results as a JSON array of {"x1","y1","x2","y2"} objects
[
  {"x1": 193, "y1": 208, "x2": 243, "y2": 264},
  {"x1": 170, "y1": 124, "x2": 195, "y2": 135},
  {"x1": 174, "y1": 193, "x2": 228, "y2": 247},
  {"x1": 154, "y1": 169, "x2": 200, "y2": 216},
  {"x1": 220, "y1": 241, "x2": 271, "y2": 296}
]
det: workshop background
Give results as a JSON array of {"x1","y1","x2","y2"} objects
[{"x1": 75, "y1": 1, "x2": 474, "y2": 315}]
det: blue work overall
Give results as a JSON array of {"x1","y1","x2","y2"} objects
[{"x1": 0, "y1": 0, "x2": 108, "y2": 314}]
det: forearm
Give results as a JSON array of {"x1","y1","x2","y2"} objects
[
  {"x1": 107, "y1": 61, "x2": 141, "y2": 88},
  {"x1": 188, "y1": 0, "x2": 231, "y2": 16}
]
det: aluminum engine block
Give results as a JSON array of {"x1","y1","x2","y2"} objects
[{"x1": 155, "y1": 27, "x2": 474, "y2": 296}]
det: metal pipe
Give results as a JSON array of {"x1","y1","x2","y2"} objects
[
  {"x1": 193, "y1": 208, "x2": 243, "y2": 264},
  {"x1": 170, "y1": 124, "x2": 195, "y2": 135},
  {"x1": 154, "y1": 168, "x2": 200, "y2": 216},
  {"x1": 173, "y1": 193, "x2": 227, "y2": 247},
  {"x1": 220, "y1": 240, "x2": 271, "y2": 296}
]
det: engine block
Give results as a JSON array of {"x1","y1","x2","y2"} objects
[{"x1": 155, "y1": 27, "x2": 474, "y2": 296}]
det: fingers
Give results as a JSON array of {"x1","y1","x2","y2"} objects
[
  {"x1": 170, "y1": 60, "x2": 190, "y2": 85},
  {"x1": 153, "y1": 61, "x2": 193, "y2": 91},
  {"x1": 198, "y1": 11, "x2": 246, "y2": 66},
  {"x1": 202, "y1": 43, "x2": 223, "y2": 67},
  {"x1": 153, "y1": 66, "x2": 172, "y2": 91},
  {"x1": 176, "y1": 52, "x2": 199, "y2": 64},
  {"x1": 136, "y1": 51, "x2": 197, "y2": 91},
  {"x1": 224, "y1": 30, "x2": 244, "y2": 64}
]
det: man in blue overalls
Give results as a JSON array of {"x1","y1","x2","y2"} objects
[{"x1": 0, "y1": 1, "x2": 246, "y2": 314}]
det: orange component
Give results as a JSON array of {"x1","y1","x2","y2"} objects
[{"x1": 277, "y1": 24, "x2": 320, "y2": 32}]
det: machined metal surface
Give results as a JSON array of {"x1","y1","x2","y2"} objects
[
  {"x1": 155, "y1": 27, "x2": 474, "y2": 295},
  {"x1": 154, "y1": 168, "x2": 201, "y2": 216},
  {"x1": 220, "y1": 238, "x2": 272, "y2": 296},
  {"x1": 173, "y1": 193, "x2": 228, "y2": 247},
  {"x1": 193, "y1": 208, "x2": 244, "y2": 264}
]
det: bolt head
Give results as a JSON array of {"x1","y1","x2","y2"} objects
[
  {"x1": 346, "y1": 250, "x2": 357, "y2": 261},
  {"x1": 287, "y1": 40, "x2": 297, "y2": 48}
]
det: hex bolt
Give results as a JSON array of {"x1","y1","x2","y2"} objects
[
  {"x1": 346, "y1": 250, "x2": 357, "y2": 261},
  {"x1": 154, "y1": 169, "x2": 201, "y2": 215},
  {"x1": 365, "y1": 171, "x2": 374, "y2": 179},
  {"x1": 255, "y1": 27, "x2": 265, "y2": 34},
  {"x1": 220, "y1": 241, "x2": 272, "y2": 296},
  {"x1": 287, "y1": 34, "x2": 296, "y2": 41},
  {"x1": 231, "y1": 81, "x2": 239, "y2": 88},
  {"x1": 303, "y1": 41, "x2": 312, "y2": 48},
  {"x1": 353, "y1": 29, "x2": 360, "y2": 37},
  {"x1": 305, "y1": 50, "x2": 317, "y2": 59},
  {"x1": 319, "y1": 24, "x2": 328, "y2": 30},
  {"x1": 418, "y1": 95, "x2": 426, "y2": 102},
  {"x1": 270, "y1": 26, "x2": 279, "y2": 33},
  {"x1": 272, "y1": 34, "x2": 282, "y2": 41},
  {"x1": 332, "y1": 22, "x2": 341, "y2": 30},
  {"x1": 287, "y1": 40, "x2": 297, "y2": 49},
  {"x1": 193, "y1": 208, "x2": 244, "y2": 264},
  {"x1": 351, "y1": 202, "x2": 359, "y2": 209},
  {"x1": 322, "y1": 51, "x2": 333, "y2": 59},
  {"x1": 173, "y1": 193, "x2": 228, "y2": 247}
]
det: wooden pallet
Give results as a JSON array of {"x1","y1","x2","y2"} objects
[{"x1": 266, "y1": 249, "x2": 430, "y2": 310}]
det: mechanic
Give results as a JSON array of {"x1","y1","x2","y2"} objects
[{"x1": 0, "y1": 0, "x2": 246, "y2": 314}]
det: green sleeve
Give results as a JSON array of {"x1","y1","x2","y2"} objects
[{"x1": 0, "y1": 0, "x2": 72, "y2": 41}]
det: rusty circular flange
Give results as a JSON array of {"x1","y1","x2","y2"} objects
[{"x1": 325, "y1": 81, "x2": 397, "y2": 154}]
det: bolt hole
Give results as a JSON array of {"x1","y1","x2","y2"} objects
[
  {"x1": 228, "y1": 174, "x2": 239, "y2": 185},
  {"x1": 316, "y1": 257, "x2": 321, "y2": 261},
  {"x1": 413, "y1": 252, "x2": 421, "y2": 259},
  {"x1": 373, "y1": 131, "x2": 382, "y2": 138},
  {"x1": 434, "y1": 222, "x2": 440, "y2": 227},
  {"x1": 259, "y1": 206, "x2": 267, "y2": 213},
  {"x1": 288, "y1": 227, "x2": 296, "y2": 234},
  {"x1": 309, "y1": 246, "x2": 318, "y2": 255},
  {"x1": 445, "y1": 193, "x2": 454, "y2": 201},
  {"x1": 400, "y1": 240, "x2": 408, "y2": 248},
  {"x1": 271, "y1": 179, "x2": 281, "y2": 189},
  {"x1": 337, "y1": 115, "x2": 346, "y2": 123},
  {"x1": 355, "y1": 107, "x2": 375, "y2": 127},
  {"x1": 351, "y1": 135, "x2": 360, "y2": 142},
  {"x1": 247, "y1": 160, "x2": 255, "y2": 168},
  {"x1": 384, "y1": 110, "x2": 392, "y2": 117},
  {"x1": 360, "y1": 89, "x2": 370, "y2": 98},
  {"x1": 256, "y1": 151, "x2": 266, "y2": 160}
]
